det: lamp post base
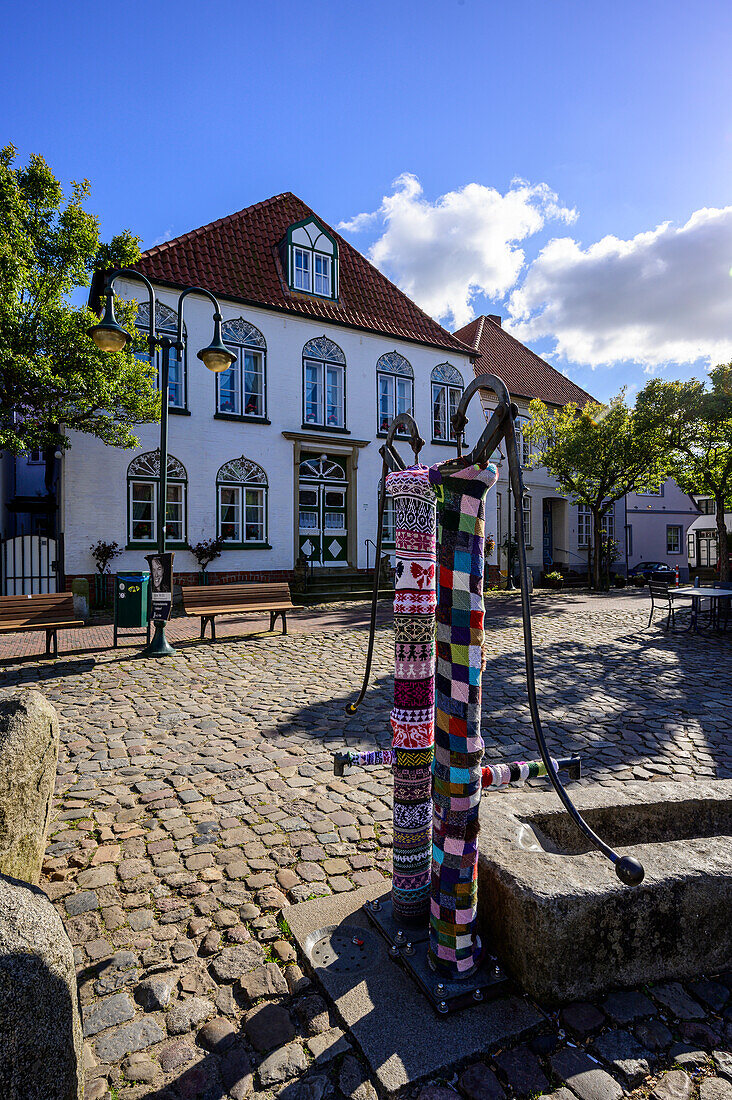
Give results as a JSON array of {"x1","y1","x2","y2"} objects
[{"x1": 144, "y1": 622, "x2": 176, "y2": 658}]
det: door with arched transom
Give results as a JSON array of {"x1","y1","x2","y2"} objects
[{"x1": 298, "y1": 454, "x2": 348, "y2": 566}]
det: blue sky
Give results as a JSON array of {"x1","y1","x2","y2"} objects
[{"x1": 4, "y1": 0, "x2": 731, "y2": 401}]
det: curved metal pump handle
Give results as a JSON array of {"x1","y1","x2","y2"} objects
[
  {"x1": 345, "y1": 413, "x2": 425, "y2": 716},
  {"x1": 451, "y1": 374, "x2": 644, "y2": 887}
]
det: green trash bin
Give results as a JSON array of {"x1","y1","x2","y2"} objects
[{"x1": 114, "y1": 572, "x2": 150, "y2": 647}]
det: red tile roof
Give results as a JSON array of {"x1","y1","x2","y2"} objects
[
  {"x1": 131, "y1": 193, "x2": 471, "y2": 356},
  {"x1": 454, "y1": 315, "x2": 595, "y2": 407}
]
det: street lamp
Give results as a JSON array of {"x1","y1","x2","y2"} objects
[{"x1": 89, "y1": 269, "x2": 235, "y2": 657}]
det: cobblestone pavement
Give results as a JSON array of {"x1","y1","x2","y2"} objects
[{"x1": 0, "y1": 592, "x2": 730, "y2": 1100}]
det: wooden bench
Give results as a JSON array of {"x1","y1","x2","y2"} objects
[
  {"x1": 181, "y1": 582, "x2": 294, "y2": 641},
  {"x1": 0, "y1": 592, "x2": 85, "y2": 656}
]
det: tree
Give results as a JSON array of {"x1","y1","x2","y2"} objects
[
  {"x1": 525, "y1": 393, "x2": 667, "y2": 588},
  {"x1": 0, "y1": 144, "x2": 159, "y2": 456},
  {"x1": 636, "y1": 364, "x2": 732, "y2": 581}
]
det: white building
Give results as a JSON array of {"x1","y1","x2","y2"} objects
[
  {"x1": 624, "y1": 479, "x2": 700, "y2": 581},
  {"x1": 61, "y1": 193, "x2": 487, "y2": 589}
]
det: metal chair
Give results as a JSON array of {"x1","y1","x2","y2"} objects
[{"x1": 648, "y1": 580, "x2": 675, "y2": 630}]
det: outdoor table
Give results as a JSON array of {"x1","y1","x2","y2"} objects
[{"x1": 670, "y1": 586, "x2": 731, "y2": 633}]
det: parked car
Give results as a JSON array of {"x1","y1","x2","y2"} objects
[{"x1": 628, "y1": 562, "x2": 675, "y2": 585}]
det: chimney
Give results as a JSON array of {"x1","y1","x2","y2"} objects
[{"x1": 488, "y1": 314, "x2": 502, "y2": 326}]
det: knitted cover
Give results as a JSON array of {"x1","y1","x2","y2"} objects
[
  {"x1": 428, "y1": 460, "x2": 498, "y2": 975},
  {"x1": 386, "y1": 464, "x2": 437, "y2": 924}
]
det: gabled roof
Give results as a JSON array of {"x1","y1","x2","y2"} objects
[
  {"x1": 129, "y1": 193, "x2": 471, "y2": 356},
  {"x1": 454, "y1": 314, "x2": 595, "y2": 407}
]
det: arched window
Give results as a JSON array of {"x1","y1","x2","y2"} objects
[
  {"x1": 127, "y1": 450, "x2": 187, "y2": 547},
  {"x1": 216, "y1": 457, "x2": 269, "y2": 546},
  {"x1": 376, "y1": 351, "x2": 414, "y2": 434},
  {"x1": 135, "y1": 301, "x2": 187, "y2": 411},
  {"x1": 302, "y1": 337, "x2": 346, "y2": 429},
  {"x1": 219, "y1": 319, "x2": 267, "y2": 419},
  {"x1": 431, "y1": 363, "x2": 464, "y2": 442}
]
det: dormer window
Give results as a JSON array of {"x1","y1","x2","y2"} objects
[{"x1": 283, "y1": 217, "x2": 338, "y2": 300}]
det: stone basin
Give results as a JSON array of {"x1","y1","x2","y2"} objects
[{"x1": 477, "y1": 779, "x2": 732, "y2": 1003}]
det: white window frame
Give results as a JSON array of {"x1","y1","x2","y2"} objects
[
  {"x1": 128, "y1": 479, "x2": 186, "y2": 546},
  {"x1": 687, "y1": 532, "x2": 696, "y2": 560},
  {"x1": 432, "y1": 382, "x2": 462, "y2": 441},
  {"x1": 26, "y1": 449, "x2": 44, "y2": 464},
  {"x1": 294, "y1": 247, "x2": 311, "y2": 292},
  {"x1": 218, "y1": 347, "x2": 265, "y2": 417},
  {"x1": 378, "y1": 372, "x2": 413, "y2": 433},
  {"x1": 314, "y1": 253, "x2": 331, "y2": 296},
  {"x1": 577, "y1": 503, "x2": 615, "y2": 548},
  {"x1": 667, "y1": 525, "x2": 682, "y2": 554},
  {"x1": 522, "y1": 495, "x2": 532, "y2": 547},
  {"x1": 496, "y1": 491, "x2": 503, "y2": 548},
  {"x1": 304, "y1": 358, "x2": 344, "y2": 428}
]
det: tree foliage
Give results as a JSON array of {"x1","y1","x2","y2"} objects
[
  {"x1": 525, "y1": 393, "x2": 667, "y2": 587},
  {"x1": 636, "y1": 364, "x2": 732, "y2": 580},
  {"x1": 0, "y1": 144, "x2": 159, "y2": 455}
]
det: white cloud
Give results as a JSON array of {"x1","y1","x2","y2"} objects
[
  {"x1": 508, "y1": 207, "x2": 732, "y2": 367},
  {"x1": 338, "y1": 173, "x2": 576, "y2": 330}
]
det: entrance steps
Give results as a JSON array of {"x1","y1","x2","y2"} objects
[{"x1": 294, "y1": 568, "x2": 393, "y2": 605}]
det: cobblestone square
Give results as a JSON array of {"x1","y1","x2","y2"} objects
[{"x1": 0, "y1": 590, "x2": 730, "y2": 1100}]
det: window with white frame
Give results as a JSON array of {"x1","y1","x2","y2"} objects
[
  {"x1": 522, "y1": 495, "x2": 532, "y2": 545},
  {"x1": 127, "y1": 450, "x2": 187, "y2": 546},
  {"x1": 382, "y1": 494, "x2": 396, "y2": 546},
  {"x1": 287, "y1": 218, "x2": 338, "y2": 300},
  {"x1": 134, "y1": 301, "x2": 186, "y2": 410},
  {"x1": 377, "y1": 351, "x2": 414, "y2": 433},
  {"x1": 687, "y1": 532, "x2": 696, "y2": 560},
  {"x1": 431, "y1": 363, "x2": 464, "y2": 442},
  {"x1": 516, "y1": 417, "x2": 532, "y2": 467},
  {"x1": 26, "y1": 449, "x2": 44, "y2": 464},
  {"x1": 577, "y1": 503, "x2": 615, "y2": 547},
  {"x1": 216, "y1": 457, "x2": 268, "y2": 545},
  {"x1": 303, "y1": 337, "x2": 346, "y2": 428},
  {"x1": 219, "y1": 318, "x2": 266, "y2": 418},
  {"x1": 667, "y1": 525, "x2": 682, "y2": 554}
]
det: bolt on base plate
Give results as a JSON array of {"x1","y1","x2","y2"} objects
[{"x1": 364, "y1": 893, "x2": 511, "y2": 1015}]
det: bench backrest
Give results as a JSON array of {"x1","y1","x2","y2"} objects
[
  {"x1": 0, "y1": 591, "x2": 76, "y2": 624},
  {"x1": 181, "y1": 582, "x2": 292, "y2": 610}
]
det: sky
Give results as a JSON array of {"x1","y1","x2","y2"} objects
[{"x1": 3, "y1": 0, "x2": 731, "y2": 402}]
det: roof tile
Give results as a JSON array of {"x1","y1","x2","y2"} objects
[
  {"x1": 134, "y1": 193, "x2": 470, "y2": 356},
  {"x1": 454, "y1": 315, "x2": 595, "y2": 407}
]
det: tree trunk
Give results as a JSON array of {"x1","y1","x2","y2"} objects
[
  {"x1": 716, "y1": 493, "x2": 729, "y2": 582},
  {"x1": 592, "y1": 512, "x2": 603, "y2": 590}
]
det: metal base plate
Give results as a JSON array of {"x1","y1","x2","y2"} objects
[
  {"x1": 363, "y1": 893, "x2": 430, "y2": 944},
  {"x1": 364, "y1": 892, "x2": 511, "y2": 1014}
]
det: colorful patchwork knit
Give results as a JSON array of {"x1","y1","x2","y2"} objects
[
  {"x1": 345, "y1": 749, "x2": 396, "y2": 767},
  {"x1": 481, "y1": 757, "x2": 558, "y2": 788},
  {"x1": 428, "y1": 460, "x2": 498, "y2": 976},
  {"x1": 386, "y1": 464, "x2": 437, "y2": 924}
]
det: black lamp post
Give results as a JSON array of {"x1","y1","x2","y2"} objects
[{"x1": 89, "y1": 269, "x2": 235, "y2": 657}]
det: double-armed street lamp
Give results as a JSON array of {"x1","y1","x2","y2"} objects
[{"x1": 89, "y1": 270, "x2": 235, "y2": 657}]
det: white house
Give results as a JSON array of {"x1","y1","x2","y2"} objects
[
  {"x1": 60, "y1": 193, "x2": 488, "y2": 589},
  {"x1": 687, "y1": 497, "x2": 732, "y2": 574}
]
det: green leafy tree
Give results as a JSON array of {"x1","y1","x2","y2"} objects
[
  {"x1": 636, "y1": 364, "x2": 732, "y2": 581},
  {"x1": 0, "y1": 144, "x2": 159, "y2": 456},
  {"x1": 525, "y1": 393, "x2": 667, "y2": 588}
]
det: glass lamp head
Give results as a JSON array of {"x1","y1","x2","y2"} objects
[
  {"x1": 198, "y1": 314, "x2": 236, "y2": 373},
  {"x1": 88, "y1": 295, "x2": 131, "y2": 353}
]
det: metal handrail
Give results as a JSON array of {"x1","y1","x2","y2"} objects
[{"x1": 364, "y1": 539, "x2": 379, "y2": 573}]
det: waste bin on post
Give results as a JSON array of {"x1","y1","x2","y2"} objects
[{"x1": 114, "y1": 572, "x2": 151, "y2": 647}]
